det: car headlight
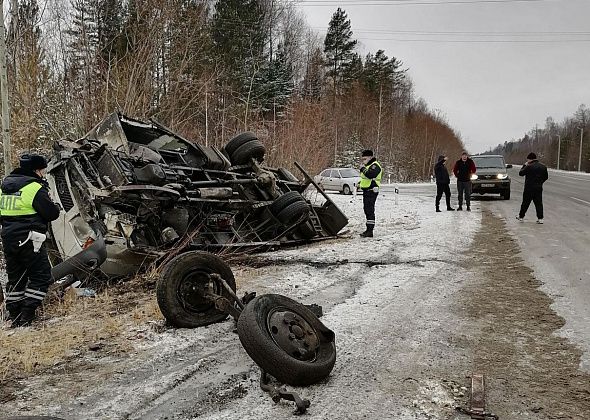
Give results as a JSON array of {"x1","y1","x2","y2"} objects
[
  {"x1": 497, "y1": 174, "x2": 508, "y2": 179},
  {"x1": 470, "y1": 174, "x2": 478, "y2": 180}
]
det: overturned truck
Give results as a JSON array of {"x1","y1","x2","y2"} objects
[{"x1": 46, "y1": 112, "x2": 347, "y2": 327}]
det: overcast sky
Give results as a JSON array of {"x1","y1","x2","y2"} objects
[{"x1": 298, "y1": 0, "x2": 590, "y2": 153}]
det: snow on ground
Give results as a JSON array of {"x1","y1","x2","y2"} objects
[
  {"x1": 0, "y1": 184, "x2": 483, "y2": 420},
  {"x1": 191, "y1": 185, "x2": 482, "y2": 420}
]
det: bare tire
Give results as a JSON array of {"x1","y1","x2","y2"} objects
[
  {"x1": 237, "y1": 294, "x2": 336, "y2": 386},
  {"x1": 277, "y1": 200, "x2": 310, "y2": 225},
  {"x1": 269, "y1": 191, "x2": 305, "y2": 216},
  {"x1": 156, "y1": 251, "x2": 236, "y2": 328},
  {"x1": 230, "y1": 140, "x2": 266, "y2": 165},
  {"x1": 342, "y1": 184, "x2": 351, "y2": 195},
  {"x1": 224, "y1": 132, "x2": 258, "y2": 156}
]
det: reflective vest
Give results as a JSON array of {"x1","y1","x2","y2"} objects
[
  {"x1": 0, "y1": 182, "x2": 42, "y2": 217},
  {"x1": 359, "y1": 160, "x2": 383, "y2": 189}
]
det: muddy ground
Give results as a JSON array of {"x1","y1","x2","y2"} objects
[{"x1": 1, "y1": 190, "x2": 589, "y2": 419}]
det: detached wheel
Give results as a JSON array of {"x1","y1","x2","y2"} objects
[
  {"x1": 224, "y1": 132, "x2": 258, "y2": 156},
  {"x1": 230, "y1": 140, "x2": 266, "y2": 165},
  {"x1": 237, "y1": 294, "x2": 336, "y2": 386},
  {"x1": 156, "y1": 251, "x2": 236, "y2": 328}
]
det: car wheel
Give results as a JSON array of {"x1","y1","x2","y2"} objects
[
  {"x1": 156, "y1": 251, "x2": 236, "y2": 328},
  {"x1": 342, "y1": 184, "x2": 351, "y2": 195},
  {"x1": 237, "y1": 294, "x2": 336, "y2": 386},
  {"x1": 503, "y1": 191, "x2": 511, "y2": 200},
  {"x1": 269, "y1": 191, "x2": 305, "y2": 216},
  {"x1": 277, "y1": 200, "x2": 311, "y2": 225},
  {"x1": 224, "y1": 132, "x2": 258, "y2": 156},
  {"x1": 230, "y1": 140, "x2": 266, "y2": 165}
]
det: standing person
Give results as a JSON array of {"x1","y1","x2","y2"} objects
[
  {"x1": 516, "y1": 152, "x2": 548, "y2": 224},
  {"x1": 359, "y1": 149, "x2": 383, "y2": 238},
  {"x1": 452, "y1": 152, "x2": 477, "y2": 211},
  {"x1": 0, "y1": 154, "x2": 61, "y2": 327},
  {"x1": 434, "y1": 155, "x2": 455, "y2": 212}
]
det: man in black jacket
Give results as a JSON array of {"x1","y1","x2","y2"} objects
[
  {"x1": 434, "y1": 155, "x2": 455, "y2": 212},
  {"x1": 516, "y1": 152, "x2": 549, "y2": 224},
  {"x1": 0, "y1": 154, "x2": 61, "y2": 327},
  {"x1": 452, "y1": 152, "x2": 477, "y2": 211}
]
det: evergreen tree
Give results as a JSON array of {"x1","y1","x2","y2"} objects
[
  {"x1": 211, "y1": 0, "x2": 267, "y2": 91},
  {"x1": 362, "y1": 50, "x2": 405, "y2": 97},
  {"x1": 323, "y1": 8, "x2": 357, "y2": 95},
  {"x1": 302, "y1": 47, "x2": 325, "y2": 99}
]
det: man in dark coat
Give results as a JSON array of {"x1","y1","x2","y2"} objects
[
  {"x1": 452, "y1": 152, "x2": 477, "y2": 211},
  {"x1": 516, "y1": 152, "x2": 549, "y2": 224},
  {"x1": 0, "y1": 154, "x2": 61, "y2": 327},
  {"x1": 434, "y1": 155, "x2": 455, "y2": 212}
]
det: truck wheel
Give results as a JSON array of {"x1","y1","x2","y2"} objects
[
  {"x1": 156, "y1": 251, "x2": 236, "y2": 328},
  {"x1": 298, "y1": 220, "x2": 317, "y2": 239},
  {"x1": 277, "y1": 201, "x2": 310, "y2": 225},
  {"x1": 224, "y1": 132, "x2": 258, "y2": 156},
  {"x1": 269, "y1": 191, "x2": 306, "y2": 216},
  {"x1": 230, "y1": 140, "x2": 266, "y2": 165},
  {"x1": 237, "y1": 294, "x2": 336, "y2": 386}
]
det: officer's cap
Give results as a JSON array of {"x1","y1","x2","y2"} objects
[
  {"x1": 361, "y1": 150, "x2": 374, "y2": 157},
  {"x1": 20, "y1": 153, "x2": 48, "y2": 171}
]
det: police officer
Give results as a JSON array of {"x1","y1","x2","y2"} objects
[
  {"x1": 359, "y1": 149, "x2": 383, "y2": 238},
  {"x1": 1, "y1": 154, "x2": 60, "y2": 327}
]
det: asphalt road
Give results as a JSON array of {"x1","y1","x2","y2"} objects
[{"x1": 486, "y1": 167, "x2": 590, "y2": 371}]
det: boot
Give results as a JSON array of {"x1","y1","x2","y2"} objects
[
  {"x1": 447, "y1": 207, "x2": 455, "y2": 211},
  {"x1": 436, "y1": 206, "x2": 441, "y2": 213},
  {"x1": 11, "y1": 308, "x2": 36, "y2": 328},
  {"x1": 457, "y1": 206, "x2": 463, "y2": 211},
  {"x1": 467, "y1": 206, "x2": 471, "y2": 212},
  {"x1": 360, "y1": 224, "x2": 374, "y2": 238}
]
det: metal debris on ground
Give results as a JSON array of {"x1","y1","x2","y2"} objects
[
  {"x1": 259, "y1": 370, "x2": 311, "y2": 415},
  {"x1": 455, "y1": 373, "x2": 499, "y2": 419}
]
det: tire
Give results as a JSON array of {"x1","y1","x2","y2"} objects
[
  {"x1": 276, "y1": 200, "x2": 310, "y2": 225},
  {"x1": 298, "y1": 220, "x2": 317, "y2": 239},
  {"x1": 278, "y1": 167, "x2": 299, "y2": 183},
  {"x1": 342, "y1": 184, "x2": 351, "y2": 195},
  {"x1": 230, "y1": 140, "x2": 266, "y2": 165},
  {"x1": 269, "y1": 191, "x2": 305, "y2": 216},
  {"x1": 156, "y1": 251, "x2": 236, "y2": 328},
  {"x1": 224, "y1": 132, "x2": 258, "y2": 156},
  {"x1": 503, "y1": 191, "x2": 511, "y2": 200},
  {"x1": 237, "y1": 294, "x2": 336, "y2": 386}
]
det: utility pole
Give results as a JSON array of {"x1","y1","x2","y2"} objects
[
  {"x1": 557, "y1": 135, "x2": 561, "y2": 170},
  {"x1": 578, "y1": 128, "x2": 584, "y2": 172},
  {"x1": 0, "y1": 1, "x2": 12, "y2": 174}
]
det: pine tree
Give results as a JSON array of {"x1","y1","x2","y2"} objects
[
  {"x1": 302, "y1": 47, "x2": 325, "y2": 99},
  {"x1": 362, "y1": 50, "x2": 405, "y2": 97},
  {"x1": 323, "y1": 8, "x2": 357, "y2": 95},
  {"x1": 211, "y1": 0, "x2": 267, "y2": 91}
]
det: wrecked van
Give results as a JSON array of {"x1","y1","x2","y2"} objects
[{"x1": 45, "y1": 112, "x2": 347, "y2": 327}]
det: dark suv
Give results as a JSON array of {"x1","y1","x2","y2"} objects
[{"x1": 470, "y1": 155, "x2": 512, "y2": 200}]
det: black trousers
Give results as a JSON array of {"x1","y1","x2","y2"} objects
[
  {"x1": 436, "y1": 183, "x2": 451, "y2": 209},
  {"x1": 457, "y1": 181, "x2": 472, "y2": 207},
  {"x1": 2, "y1": 239, "x2": 52, "y2": 317},
  {"x1": 362, "y1": 189, "x2": 379, "y2": 230},
  {"x1": 519, "y1": 188, "x2": 544, "y2": 219}
]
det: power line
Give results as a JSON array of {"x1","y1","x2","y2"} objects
[{"x1": 296, "y1": 0, "x2": 557, "y2": 4}]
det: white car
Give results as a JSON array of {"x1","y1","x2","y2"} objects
[{"x1": 314, "y1": 168, "x2": 361, "y2": 195}]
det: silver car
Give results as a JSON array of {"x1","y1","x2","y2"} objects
[{"x1": 314, "y1": 168, "x2": 361, "y2": 195}]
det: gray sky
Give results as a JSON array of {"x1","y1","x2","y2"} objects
[{"x1": 298, "y1": 0, "x2": 590, "y2": 153}]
